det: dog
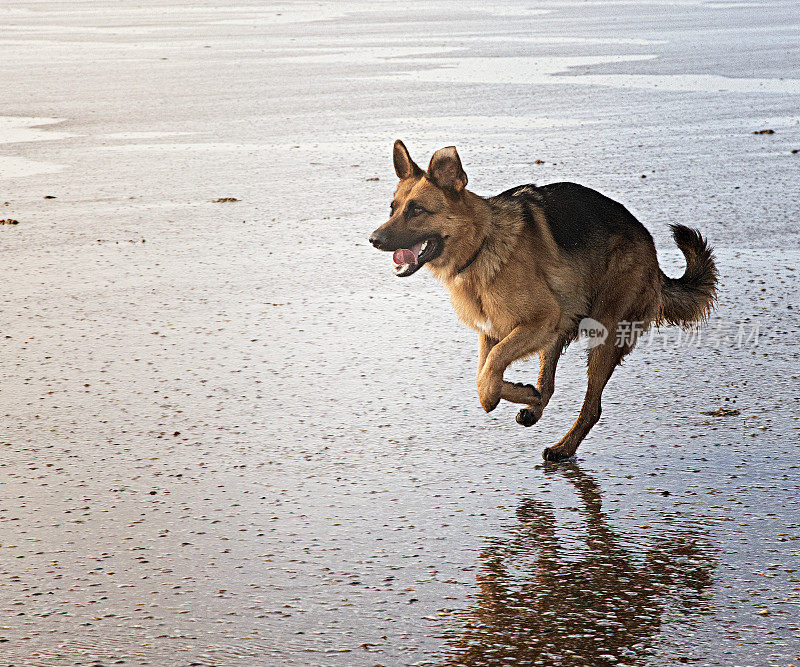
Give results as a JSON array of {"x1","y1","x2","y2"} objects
[{"x1": 369, "y1": 141, "x2": 717, "y2": 461}]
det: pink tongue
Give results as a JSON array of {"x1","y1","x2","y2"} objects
[{"x1": 393, "y1": 248, "x2": 417, "y2": 266}]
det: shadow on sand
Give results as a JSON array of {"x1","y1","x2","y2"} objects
[{"x1": 441, "y1": 462, "x2": 716, "y2": 666}]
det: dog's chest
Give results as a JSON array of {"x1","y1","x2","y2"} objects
[
  {"x1": 449, "y1": 283, "x2": 509, "y2": 338},
  {"x1": 474, "y1": 317, "x2": 496, "y2": 335}
]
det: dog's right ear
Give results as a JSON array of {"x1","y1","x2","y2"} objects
[
  {"x1": 393, "y1": 140, "x2": 423, "y2": 180},
  {"x1": 426, "y1": 146, "x2": 468, "y2": 194}
]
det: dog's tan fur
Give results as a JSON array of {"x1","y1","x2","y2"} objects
[{"x1": 370, "y1": 141, "x2": 717, "y2": 460}]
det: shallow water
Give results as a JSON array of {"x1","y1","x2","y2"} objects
[
  {"x1": 0, "y1": 118, "x2": 70, "y2": 179},
  {"x1": 1, "y1": 1, "x2": 799, "y2": 665}
]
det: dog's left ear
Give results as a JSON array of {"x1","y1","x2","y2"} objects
[
  {"x1": 393, "y1": 139, "x2": 423, "y2": 180},
  {"x1": 427, "y1": 146, "x2": 468, "y2": 194}
]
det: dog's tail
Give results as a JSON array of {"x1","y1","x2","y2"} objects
[{"x1": 658, "y1": 224, "x2": 717, "y2": 327}]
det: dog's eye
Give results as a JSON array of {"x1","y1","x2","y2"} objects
[{"x1": 411, "y1": 205, "x2": 425, "y2": 217}]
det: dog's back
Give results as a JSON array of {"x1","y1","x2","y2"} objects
[
  {"x1": 489, "y1": 182, "x2": 662, "y2": 329},
  {"x1": 490, "y1": 181, "x2": 654, "y2": 253}
]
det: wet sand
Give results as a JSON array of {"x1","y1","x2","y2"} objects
[{"x1": 1, "y1": 1, "x2": 799, "y2": 665}]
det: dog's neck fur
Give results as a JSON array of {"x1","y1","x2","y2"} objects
[{"x1": 430, "y1": 191, "x2": 525, "y2": 287}]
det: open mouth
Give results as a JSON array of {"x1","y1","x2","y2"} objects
[{"x1": 392, "y1": 236, "x2": 443, "y2": 277}]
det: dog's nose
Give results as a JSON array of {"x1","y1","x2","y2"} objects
[{"x1": 369, "y1": 231, "x2": 389, "y2": 250}]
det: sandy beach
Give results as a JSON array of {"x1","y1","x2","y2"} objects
[{"x1": 1, "y1": 1, "x2": 799, "y2": 664}]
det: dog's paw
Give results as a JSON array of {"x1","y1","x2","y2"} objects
[
  {"x1": 477, "y1": 372, "x2": 502, "y2": 413},
  {"x1": 516, "y1": 408, "x2": 538, "y2": 427},
  {"x1": 479, "y1": 392, "x2": 501, "y2": 413},
  {"x1": 542, "y1": 446, "x2": 575, "y2": 462}
]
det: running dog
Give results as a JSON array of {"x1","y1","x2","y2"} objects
[{"x1": 369, "y1": 141, "x2": 717, "y2": 460}]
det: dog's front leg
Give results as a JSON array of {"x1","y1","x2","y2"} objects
[
  {"x1": 476, "y1": 333, "x2": 501, "y2": 411},
  {"x1": 516, "y1": 339, "x2": 563, "y2": 427},
  {"x1": 477, "y1": 324, "x2": 555, "y2": 412},
  {"x1": 478, "y1": 332, "x2": 542, "y2": 410},
  {"x1": 477, "y1": 332, "x2": 497, "y2": 377}
]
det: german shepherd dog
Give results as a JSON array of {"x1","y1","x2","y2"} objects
[{"x1": 369, "y1": 141, "x2": 717, "y2": 461}]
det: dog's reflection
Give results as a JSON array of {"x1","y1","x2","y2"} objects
[{"x1": 443, "y1": 463, "x2": 715, "y2": 666}]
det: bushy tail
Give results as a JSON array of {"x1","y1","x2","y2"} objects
[{"x1": 658, "y1": 224, "x2": 717, "y2": 327}]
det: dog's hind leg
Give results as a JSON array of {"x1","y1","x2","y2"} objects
[
  {"x1": 543, "y1": 339, "x2": 628, "y2": 461},
  {"x1": 516, "y1": 340, "x2": 563, "y2": 427},
  {"x1": 542, "y1": 259, "x2": 659, "y2": 459}
]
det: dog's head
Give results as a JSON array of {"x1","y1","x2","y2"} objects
[{"x1": 369, "y1": 140, "x2": 480, "y2": 278}]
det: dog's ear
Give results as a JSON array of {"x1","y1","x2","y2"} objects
[
  {"x1": 427, "y1": 146, "x2": 468, "y2": 193},
  {"x1": 393, "y1": 140, "x2": 423, "y2": 180}
]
